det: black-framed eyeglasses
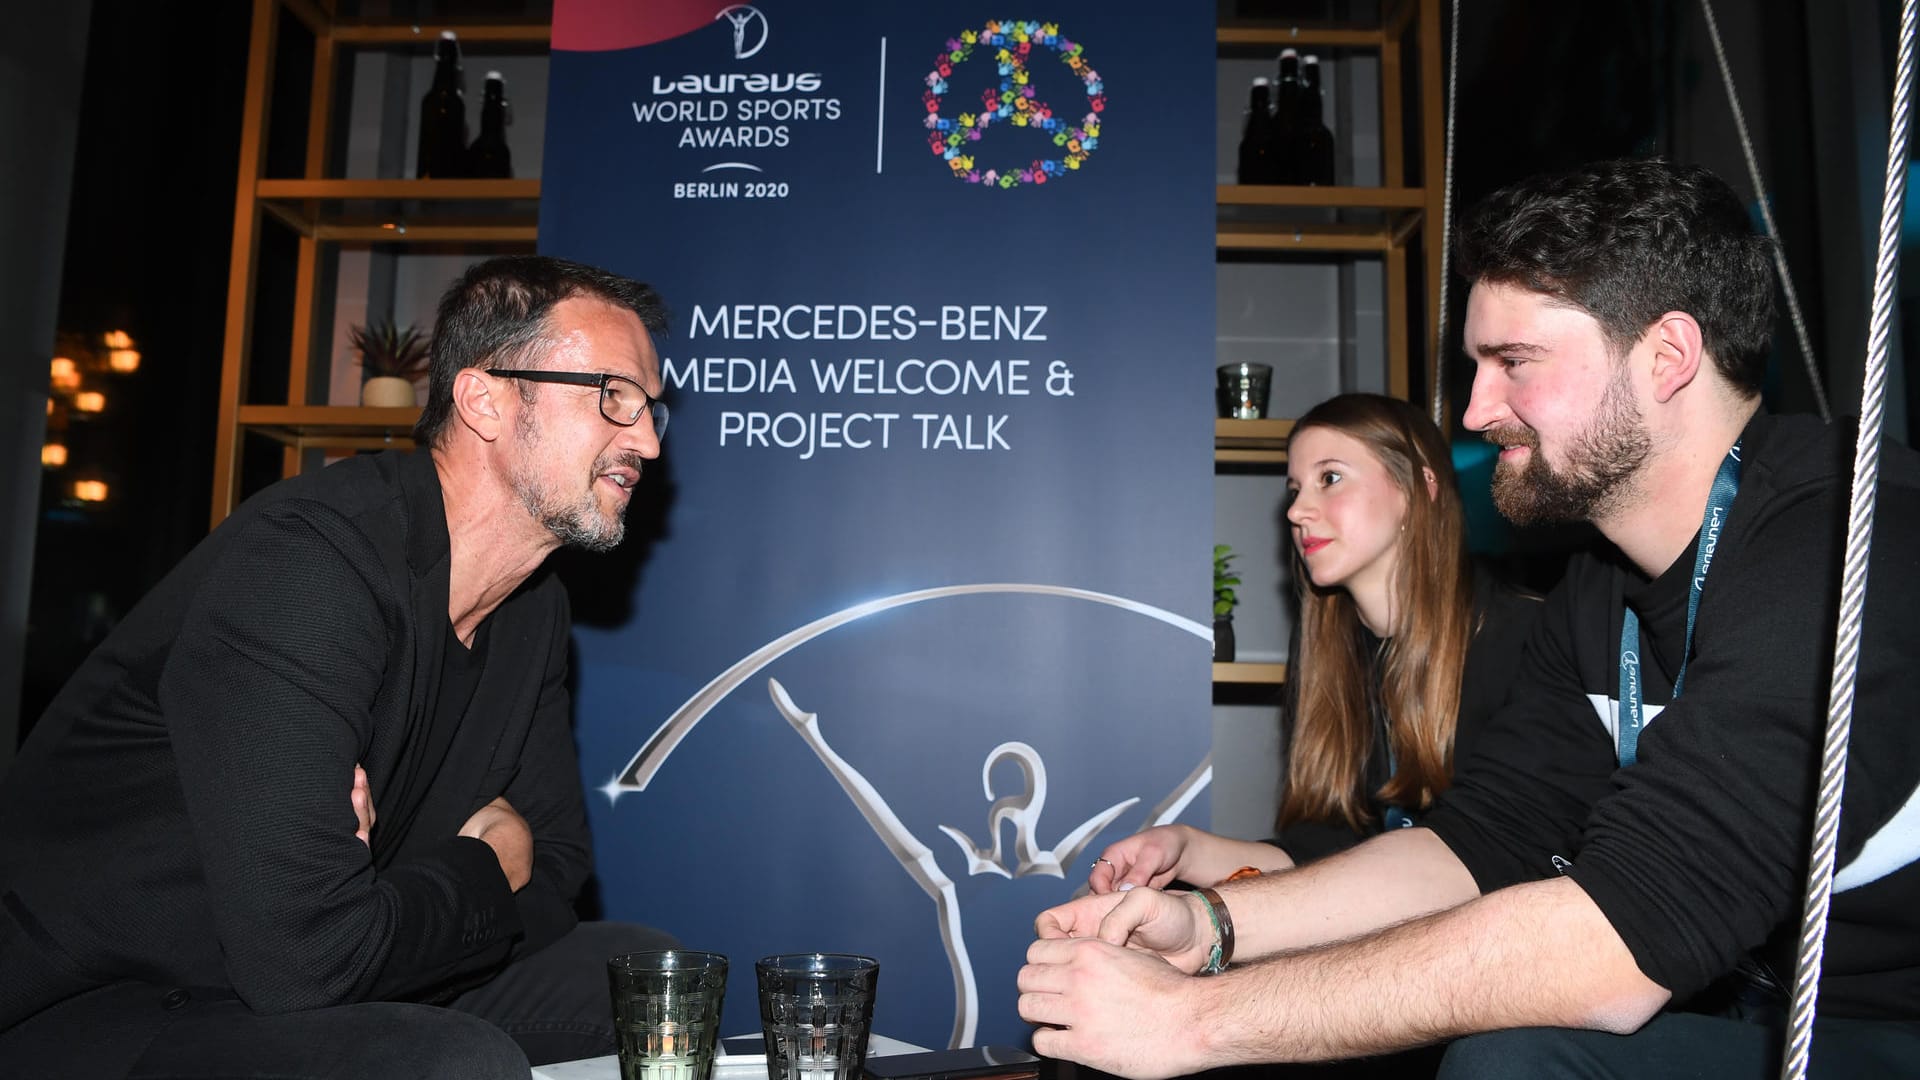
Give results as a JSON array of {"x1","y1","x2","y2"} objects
[{"x1": 490, "y1": 369, "x2": 668, "y2": 436}]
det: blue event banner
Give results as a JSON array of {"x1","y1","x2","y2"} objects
[{"x1": 542, "y1": 1, "x2": 1217, "y2": 1050}]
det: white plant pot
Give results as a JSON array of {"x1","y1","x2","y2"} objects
[{"x1": 361, "y1": 376, "x2": 418, "y2": 407}]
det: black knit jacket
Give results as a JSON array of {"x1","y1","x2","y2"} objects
[{"x1": 1, "y1": 449, "x2": 591, "y2": 1027}]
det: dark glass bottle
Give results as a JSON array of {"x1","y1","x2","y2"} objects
[
  {"x1": 1269, "y1": 49, "x2": 1305, "y2": 184},
  {"x1": 466, "y1": 71, "x2": 512, "y2": 178},
  {"x1": 416, "y1": 31, "x2": 467, "y2": 179},
  {"x1": 1300, "y1": 55, "x2": 1336, "y2": 186},
  {"x1": 1236, "y1": 77, "x2": 1276, "y2": 185}
]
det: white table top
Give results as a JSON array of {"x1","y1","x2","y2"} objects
[{"x1": 532, "y1": 1034, "x2": 930, "y2": 1080}]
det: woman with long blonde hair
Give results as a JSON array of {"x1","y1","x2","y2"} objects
[{"x1": 1091, "y1": 393, "x2": 1541, "y2": 888}]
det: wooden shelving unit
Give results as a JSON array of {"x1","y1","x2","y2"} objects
[
  {"x1": 1213, "y1": 662, "x2": 1289, "y2": 685},
  {"x1": 211, "y1": 1, "x2": 548, "y2": 525},
  {"x1": 1211, "y1": 0, "x2": 1444, "y2": 690},
  {"x1": 235, "y1": 405, "x2": 421, "y2": 450},
  {"x1": 324, "y1": 19, "x2": 550, "y2": 46},
  {"x1": 1216, "y1": 184, "x2": 1425, "y2": 208},
  {"x1": 1212, "y1": 1, "x2": 1443, "y2": 411},
  {"x1": 1216, "y1": 418, "x2": 1294, "y2": 467},
  {"x1": 1216, "y1": 23, "x2": 1414, "y2": 50},
  {"x1": 1216, "y1": 415, "x2": 1292, "y2": 686}
]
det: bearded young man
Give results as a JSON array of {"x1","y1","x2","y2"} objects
[
  {"x1": 1016, "y1": 160, "x2": 1920, "y2": 1078},
  {"x1": 0, "y1": 256, "x2": 674, "y2": 1078}
]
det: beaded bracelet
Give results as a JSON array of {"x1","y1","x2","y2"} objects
[
  {"x1": 1188, "y1": 887, "x2": 1236, "y2": 975},
  {"x1": 1196, "y1": 886, "x2": 1236, "y2": 970}
]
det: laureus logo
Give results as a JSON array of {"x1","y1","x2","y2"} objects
[
  {"x1": 604, "y1": 583, "x2": 1212, "y2": 1048},
  {"x1": 716, "y1": 5, "x2": 769, "y2": 60}
]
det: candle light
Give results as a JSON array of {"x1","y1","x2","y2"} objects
[
  {"x1": 797, "y1": 1017, "x2": 841, "y2": 1080},
  {"x1": 611, "y1": 950, "x2": 728, "y2": 1080},
  {"x1": 638, "y1": 1056, "x2": 694, "y2": 1079},
  {"x1": 636, "y1": 1021, "x2": 694, "y2": 1080}
]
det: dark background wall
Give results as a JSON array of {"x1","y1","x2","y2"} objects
[
  {"x1": 2, "y1": 2, "x2": 93, "y2": 770},
  {"x1": 10, "y1": 0, "x2": 250, "y2": 755}
]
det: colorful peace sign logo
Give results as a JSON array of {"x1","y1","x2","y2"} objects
[{"x1": 923, "y1": 21, "x2": 1105, "y2": 189}]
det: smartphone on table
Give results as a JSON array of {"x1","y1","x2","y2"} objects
[{"x1": 861, "y1": 1047, "x2": 1041, "y2": 1080}]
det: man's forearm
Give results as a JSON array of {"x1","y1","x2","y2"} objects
[
  {"x1": 1219, "y1": 827, "x2": 1480, "y2": 961},
  {"x1": 1195, "y1": 877, "x2": 1669, "y2": 1065}
]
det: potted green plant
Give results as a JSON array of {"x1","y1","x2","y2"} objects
[
  {"x1": 350, "y1": 319, "x2": 431, "y2": 407},
  {"x1": 1213, "y1": 543, "x2": 1240, "y2": 662}
]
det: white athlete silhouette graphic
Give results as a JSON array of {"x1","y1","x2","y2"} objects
[
  {"x1": 714, "y1": 5, "x2": 768, "y2": 59},
  {"x1": 610, "y1": 583, "x2": 1216, "y2": 1047},
  {"x1": 767, "y1": 677, "x2": 1208, "y2": 1048},
  {"x1": 937, "y1": 743, "x2": 1136, "y2": 880}
]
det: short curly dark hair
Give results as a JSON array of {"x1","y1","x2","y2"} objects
[
  {"x1": 1455, "y1": 158, "x2": 1775, "y2": 397},
  {"x1": 414, "y1": 255, "x2": 669, "y2": 447}
]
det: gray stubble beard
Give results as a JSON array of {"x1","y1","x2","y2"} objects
[{"x1": 507, "y1": 408, "x2": 629, "y2": 554}]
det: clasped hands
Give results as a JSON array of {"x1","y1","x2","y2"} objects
[
  {"x1": 1017, "y1": 874, "x2": 1221, "y2": 1079},
  {"x1": 350, "y1": 764, "x2": 532, "y2": 891}
]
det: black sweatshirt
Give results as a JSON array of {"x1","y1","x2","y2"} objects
[
  {"x1": 1, "y1": 450, "x2": 590, "y2": 1027},
  {"x1": 1277, "y1": 570, "x2": 1545, "y2": 864},
  {"x1": 1426, "y1": 411, "x2": 1920, "y2": 1020}
]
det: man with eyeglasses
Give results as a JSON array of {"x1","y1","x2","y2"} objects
[{"x1": 1, "y1": 256, "x2": 674, "y2": 1078}]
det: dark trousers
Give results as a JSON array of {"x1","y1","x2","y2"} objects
[
  {"x1": 0, "y1": 920, "x2": 674, "y2": 1079},
  {"x1": 1436, "y1": 1009, "x2": 1920, "y2": 1079}
]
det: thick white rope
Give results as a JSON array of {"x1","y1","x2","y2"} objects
[
  {"x1": 1430, "y1": 0, "x2": 1462, "y2": 426},
  {"x1": 1778, "y1": 0, "x2": 1913, "y2": 1075},
  {"x1": 1700, "y1": 0, "x2": 1832, "y2": 421}
]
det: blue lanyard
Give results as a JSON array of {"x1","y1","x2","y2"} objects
[
  {"x1": 1374, "y1": 657, "x2": 1420, "y2": 822},
  {"x1": 1616, "y1": 442, "x2": 1742, "y2": 766}
]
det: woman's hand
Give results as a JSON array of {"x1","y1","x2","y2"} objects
[
  {"x1": 1089, "y1": 825, "x2": 1197, "y2": 893},
  {"x1": 1090, "y1": 827, "x2": 1292, "y2": 893}
]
